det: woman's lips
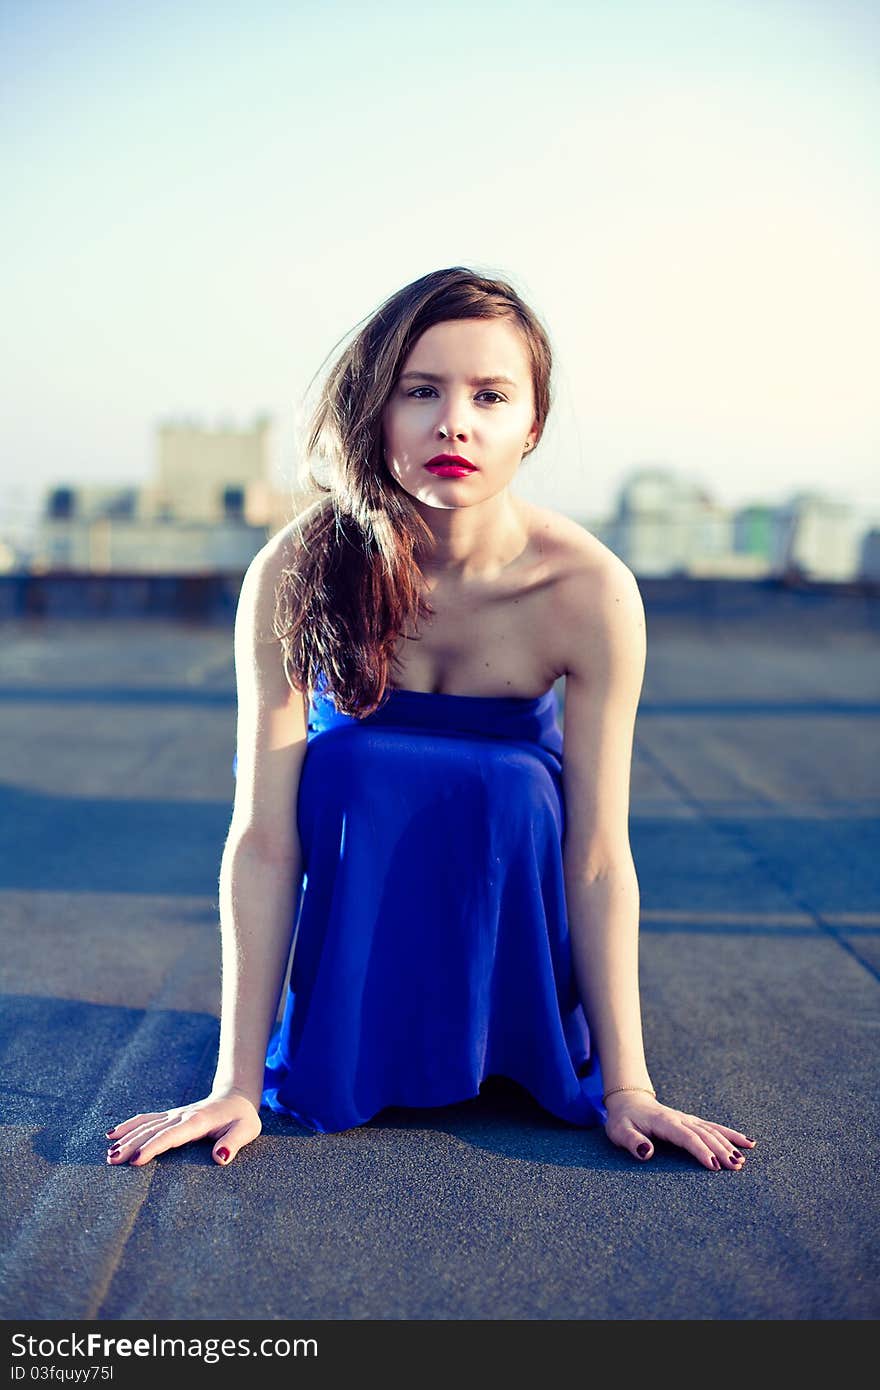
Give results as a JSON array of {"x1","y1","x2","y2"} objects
[
  {"x1": 425, "y1": 456, "x2": 478, "y2": 477},
  {"x1": 425, "y1": 463, "x2": 477, "y2": 477}
]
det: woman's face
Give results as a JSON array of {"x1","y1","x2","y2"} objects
[{"x1": 380, "y1": 317, "x2": 539, "y2": 509}]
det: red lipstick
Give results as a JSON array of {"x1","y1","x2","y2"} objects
[{"x1": 425, "y1": 454, "x2": 477, "y2": 478}]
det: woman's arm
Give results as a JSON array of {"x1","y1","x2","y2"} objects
[
  {"x1": 559, "y1": 555, "x2": 651, "y2": 1093},
  {"x1": 211, "y1": 535, "x2": 311, "y2": 1104},
  {"x1": 563, "y1": 864, "x2": 651, "y2": 1094},
  {"x1": 211, "y1": 836, "x2": 303, "y2": 1106},
  {"x1": 558, "y1": 555, "x2": 755, "y2": 1171},
  {"x1": 105, "y1": 528, "x2": 310, "y2": 1167}
]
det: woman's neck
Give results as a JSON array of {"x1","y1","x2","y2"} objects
[{"x1": 413, "y1": 492, "x2": 530, "y2": 585}]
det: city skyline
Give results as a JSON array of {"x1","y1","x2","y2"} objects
[
  {"x1": 3, "y1": 0, "x2": 878, "y2": 530},
  {"x1": 2, "y1": 409, "x2": 878, "y2": 557},
  {"x1": 20, "y1": 423, "x2": 878, "y2": 586}
]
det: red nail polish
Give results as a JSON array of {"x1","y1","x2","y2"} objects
[
  {"x1": 217, "y1": 1147, "x2": 230, "y2": 1163},
  {"x1": 106, "y1": 1129, "x2": 116, "y2": 1137},
  {"x1": 130, "y1": 1148, "x2": 141, "y2": 1162},
  {"x1": 636, "y1": 1142, "x2": 650, "y2": 1158},
  {"x1": 710, "y1": 1155, "x2": 720, "y2": 1169}
]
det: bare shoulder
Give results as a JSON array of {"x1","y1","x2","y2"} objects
[
  {"x1": 229, "y1": 497, "x2": 329, "y2": 856},
  {"x1": 239, "y1": 494, "x2": 329, "y2": 649},
  {"x1": 255, "y1": 493, "x2": 330, "y2": 577},
  {"x1": 521, "y1": 504, "x2": 645, "y2": 681}
]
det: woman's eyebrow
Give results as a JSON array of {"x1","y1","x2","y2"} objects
[{"x1": 398, "y1": 371, "x2": 517, "y2": 387}]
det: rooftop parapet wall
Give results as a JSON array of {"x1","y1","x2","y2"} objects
[{"x1": 0, "y1": 572, "x2": 877, "y2": 633}]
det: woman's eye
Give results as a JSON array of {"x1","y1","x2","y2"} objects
[{"x1": 406, "y1": 387, "x2": 504, "y2": 403}]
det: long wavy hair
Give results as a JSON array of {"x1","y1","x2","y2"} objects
[{"x1": 273, "y1": 266, "x2": 554, "y2": 717}]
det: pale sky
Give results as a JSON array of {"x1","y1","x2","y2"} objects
[{"x1": 2, "y1": 0, "x2": 878, "y2": 534}]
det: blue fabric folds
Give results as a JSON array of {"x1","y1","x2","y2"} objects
[{"x1": 236, "y1": 671, "x2": 607, "y2": 1133}]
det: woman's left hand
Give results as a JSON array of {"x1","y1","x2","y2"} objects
[{"x1": 603, "y1": 1092, "x2": 757, "y2": 1170}]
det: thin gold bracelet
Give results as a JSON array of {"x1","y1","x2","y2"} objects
[{"x1": 601, "y1": 1084, "x2": 656, "y2": 1103}]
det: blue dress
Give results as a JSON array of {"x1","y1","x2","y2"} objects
[{"x1": 235, "y1": 671, "x2": 607, "y2": 1133}]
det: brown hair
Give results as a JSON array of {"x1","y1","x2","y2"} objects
[{"x1": 273, "y1": 266, "x2": 554, "y2": 717}]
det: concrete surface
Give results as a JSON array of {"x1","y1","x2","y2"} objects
[{"x1": 0, "y1": 605, "x2": 877, "y2": 1320}]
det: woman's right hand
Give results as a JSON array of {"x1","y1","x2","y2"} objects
[{"x1": 104, "y1": 1087, "x2": 263, "y2": 1168}]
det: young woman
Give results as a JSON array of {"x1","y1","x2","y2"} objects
[{"x1": 104, "y1": 266, "x2": 755, "y2": 1172}]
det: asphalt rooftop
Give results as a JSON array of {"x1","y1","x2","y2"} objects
[{"x1": 1, "y1": 599, "x2": 878, "y2": 1320}]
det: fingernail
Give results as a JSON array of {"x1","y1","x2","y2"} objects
[
  {"x1": 636, "y1": 1142, "x2": 650, "y2": 1158},
  {"x1": 106, "y1": 1128, "x2": 117, "y2": 1137},
  {"x1": 108, "y1": 1144, "x2": 120, "y2": 1155},
  {"x1": 731, "y1": 1148, "x2": 744, "y2": 1160},
  {"x1": 130, "y1": 1148, "x2": 141, "y2": 1162},
  {"x1": 710, "y1": 1155, "x2": 720, "y2": 1169},
  {"x1": 216, "y1": 1147, "x2": 230, "y2": 1163}
]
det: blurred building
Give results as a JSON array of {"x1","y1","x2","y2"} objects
[
  {"x1": 31, "y1": 414, "x2": 316, "y2": 574},
  {"x1": 773, "y1": 491, "x2": 862, "y2": 581},
  {"x1": 24, "y1": 434, "x2": 873, "y2": 582},
  {"x1": 144, "y1": 414, "x2": 276, "y2": 525},
  {"x1": 604, "y1": 467, "x2": 771, "y2": 578},
  {"x1": 860, "y1": 528, "x2": 880, "y2": 582},
  {"x1": 733, "y1": 504, "x2": 775, "y2": 562}
]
